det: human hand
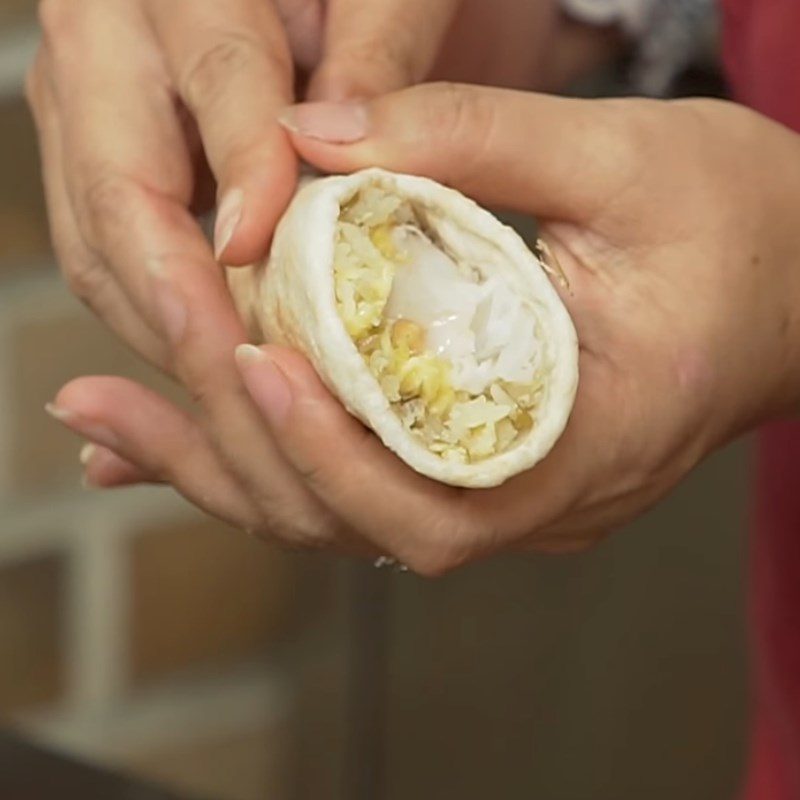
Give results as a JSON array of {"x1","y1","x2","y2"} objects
[
  {"x1": 48, "y1": 85, "x2": 800, "y2": 574},
  {"x1": 25, "y1": 0, "x2": 303, "y2": 375}
]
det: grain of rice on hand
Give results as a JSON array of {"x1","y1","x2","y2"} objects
[{"x1": 228, "y1": 168, "x2": 579, "y2": 488}]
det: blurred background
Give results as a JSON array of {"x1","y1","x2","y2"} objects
[{"x1": 0, "y1": 3, "x2": 748, "y2": 799}]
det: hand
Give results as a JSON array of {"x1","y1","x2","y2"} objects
[
  {"x1": 48, "y1": 84, "x2": 800, "y2": 574},
  {"x1": 26, "y1": 0, "x2": 302, "y2": 374},
  {"x1": 30, "y1": 0, "x2": 622, "y2": 568}
]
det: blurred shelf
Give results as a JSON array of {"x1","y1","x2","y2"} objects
[{"x1": 0, "y1": 23, "x2": 38, "y2": 100}]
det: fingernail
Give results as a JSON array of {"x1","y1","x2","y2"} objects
[
  {"x1": 235, "y1": 344, "x2": 292, "y2": 425},
  {"x1": 147, "y1": 259, "x2": 187, "y2": 344},
  {"x1": 214, "y1": 188, "x2": 244, "y2": 260},
  {"x1": 278, "y1": 101, "x2": 369, "y2": 144},
  {"x1": 45, "y1": 402, "x2": 73, "y2": 424},
  {"x1": 45, "y1": 403, "x2": 120, "y2": 450},
  {"x1": 79, "y1": 443, "x2": 96, "y2": 466},
  {"x1": 79, "y1": 443, "x2": 99, "y2": 490}
]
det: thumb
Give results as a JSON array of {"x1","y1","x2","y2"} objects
[
  {"x1": 306, "y1": 0, "x2": 460, "y2": 101},
  {"x1": 279, "y1": 82, "x2": 638, "y2": 222}
]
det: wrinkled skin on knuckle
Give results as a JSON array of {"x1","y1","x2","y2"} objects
[
  {"x1": 178, "y1": 33, "x2": 291, "y2": 113},
  {"x1": 329, "y1": 36, "x2": 419, "y2": 93},
  {"x1": 420, "y1": 82, "x2": 496, "y2": 185},
  {"x1": 78, "y1": 170, "x2": 142, "y2": 252},
  {"x1": 59, "y1": 244, "x2": 107, "y2": 304}
]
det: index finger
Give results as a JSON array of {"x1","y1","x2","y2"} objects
[
  {"x1": 306, "y1": 0, "x2": 460, "y2": 100},
  {"x1": 145, "y1": 0, "x2": 298, "y2": 265}
]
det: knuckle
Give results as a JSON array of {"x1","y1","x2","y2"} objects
[
  {"x1": 79, "y1": 169, "x2": 139, "y2": 245},
  {"x1": 179, "y1": 33, "x2": 289, "y2": 112},
  {"x1": 179, "y1": 38, "x2": 242, "y2": 111},
  {"x1": 83, "y1": 171, "x2": 130, "y2": 216},
  {"x1": 424, "y1": 82, "x2": 496, "y2": 184},
  {"x1": 404, "y1": 511, "x2": 477, "y2": 578},
  {"x1": 61, "y1": 250, "x2": 106, "y2": 303},
  {"x1": 433, "y1": 82, "x2": 491, "y2": 135},
  {"x1": 332, "y1": 37, "x2": 418, "y2": 92},
  {"x1": 291, "y1": 458, "x2": 329, "y2": 496}
]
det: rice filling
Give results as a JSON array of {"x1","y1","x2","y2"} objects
[{"x1": 333, "y1": 184, "x2": 545, "y2": 464}]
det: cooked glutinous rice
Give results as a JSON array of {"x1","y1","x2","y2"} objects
[{"x1": 333, "y1": 184, "x2": 545, "y2": 464}]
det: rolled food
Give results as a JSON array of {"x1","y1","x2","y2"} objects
[{"x1": 228, "y1": 168, "x2": 579, "y2": 488}]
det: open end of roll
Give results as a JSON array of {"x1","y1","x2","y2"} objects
[{"x1": 333, "y1": 180, "x2": 546, "y2": 465}]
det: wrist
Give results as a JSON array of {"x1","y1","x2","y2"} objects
[{"x1": 742, "y1": 112, "x2": 800, "y2": 426}]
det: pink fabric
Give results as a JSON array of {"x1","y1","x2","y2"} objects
[{"x1": 723, "y1": 2, "x2": 800, "y2": 797}]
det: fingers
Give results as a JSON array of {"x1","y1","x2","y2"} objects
[
  {"x1": 145, "y1": 256, "x2": 344, "y2": 547},
  {"x1": 274, "y1": 0, "x2": 324, "y2": 73},
  {"x1": 25, "y1": 50, "x2": 170, "y2": 370},
  {"x1": 38, "y1": 0, "x2": 213, "y2": 343},
  {"x1": 50, "y1": 375, "x2": 376, "y2": 555},
  {"x1": 145, "y1": 0, "x2": 298, "y2": 264},
  {"x1": 281, "y1": 83, "x2": 640, "y2": 223},
  {"x1": 48, "y1": 376, "x2": 265, "y2": 530},
  {"x1": 307, "y1": 0, "x2": 460, "y2": 100}
]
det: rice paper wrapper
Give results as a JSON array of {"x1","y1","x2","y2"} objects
[{"x1": 228, "y1": 168, "x2": 579, "y2": 488}]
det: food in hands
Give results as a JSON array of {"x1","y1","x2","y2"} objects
[{"x1": 228, "y1": 169, "x2": 578, "y2": 488}]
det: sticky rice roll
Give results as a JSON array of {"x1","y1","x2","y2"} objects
[{"x1": 228, "y1": 168, "x2": 579, "y2": 488}]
